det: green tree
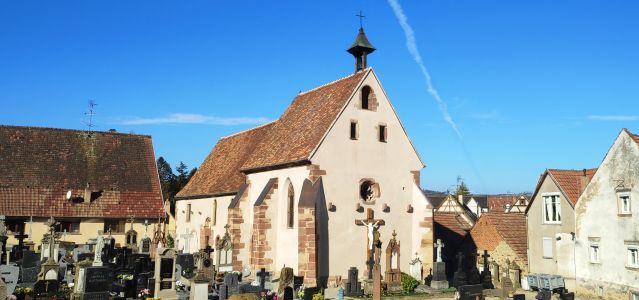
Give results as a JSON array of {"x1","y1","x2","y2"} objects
[
  {"x1": 156, "y1": 157, "x2": 197, "y2": 215},
  {"x1": 455, "y1": 180, "x2": 470, "y2": 196}
]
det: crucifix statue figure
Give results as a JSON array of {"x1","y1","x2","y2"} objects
[
  {"x1": 93, "y1": 230, "x2": 104, "y2": 266},
  {"x1": 355, "y1": 208, "x2": 385, "y2": 279},
  {"x1": 434, "y1": 239, "x2": 444, "y2": 262}
]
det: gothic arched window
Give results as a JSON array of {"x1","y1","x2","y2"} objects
[{"x1": 287, "y1": 182, "x2": 295, "y2": 228}]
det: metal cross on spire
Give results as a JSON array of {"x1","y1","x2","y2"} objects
[{"x1": 356, "y1": 10, "x2": 366, "y2": 28}]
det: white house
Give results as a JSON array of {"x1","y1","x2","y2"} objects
[
  {"x1": 574, "y1": 128, "x2": 639, "y2": 299},
  {"x1": 175, "y1": 27, "x2": 434, "y2": 287}
]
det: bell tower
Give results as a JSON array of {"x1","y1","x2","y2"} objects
[{"x1": 347, "y1": 12, "x2": 376, "y2": 72}]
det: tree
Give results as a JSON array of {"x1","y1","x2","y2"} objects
[
  {"x1": 156, "y1": 157, "x2": 197, "y2": 215},
  {"x1": 455, "y1": 180, "x2": 470, "y2": 196}
]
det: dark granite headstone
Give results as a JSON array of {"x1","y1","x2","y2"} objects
[
  {"x1": 84, "y1": 266, "x2": 113, "y2": 292},
  {"x1": 344, "y1": 267, "x2": 362, "y2": 296},
  {"x1": 136, "y1": 272, "x2": 150, "y2": 292},
  {"x1": 513, "y1": 294, "x2": 526, "y2": 300},
  {"x1": 21, "y1": 266, "x2": 39, "y2": 285},
  {"x1": 160, "y1": 258, "x2": 173, "y2": 279},
  {"x1": 453, "y1": 252, "x2": 468, "y2": 288},
  {"x1": 176, "y1": 253, "x2": 195, "y2": 277},
  {"x1": 432, "y1": 261, "x2": 446, "y2": 281},
  {"x1": 21, "y1": 250, "x2": 39, "y2": 268},
  {"x1": 559, "y1": 292, "x2": 574, "y2": 300},
  {"x1": 458, "y1": 284, "x2": 484, "y2": 300},
  {"x1": 293, "y1": 275, "x2": 304, "y2": 291},
  {"x1": 238, "y1": 283, "x2": 262, "y2": 296},
  {"x1": 33, "y1": 280, "x2": 59, "y2": 297}
]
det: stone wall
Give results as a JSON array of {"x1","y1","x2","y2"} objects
[{"x1": 298, "y1": 207, "x2": 317, "y2": 285}]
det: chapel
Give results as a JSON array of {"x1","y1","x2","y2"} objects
[{"x1": 175, "y1": 26, "x2": 434, "y2": 287}]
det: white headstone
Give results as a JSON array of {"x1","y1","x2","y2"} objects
[
  {"x1": 45, "y1": 269, "x2": 57, "y2": 280},
  {"x1": 409, "y1": 253, "x2": 423, "y2": 280}
]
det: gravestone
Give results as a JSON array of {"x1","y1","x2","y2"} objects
[
  {"x1": 458, "y1": 284, "x2": 484, "y2": 300},
  {"x1": 384, "y1": 230, "x2": 401, "y2": 287},
  {"x1": 303, "y1": 287, "x2": 321, "y2": 300},
  {"x1": 0, "y1": 264, "x2": 19, "y2": 295},
  {"x1": 408, "y1": 252, "x2": 423, "y2": 280},
  {"x1": 452, "y1": 252, "x2": 467, "y2": 288},
  {"x1": 500, "y1": 270, "x2": 514, "y2": 299},
  {"x1": 479, "y1": 250, "x2": 493, "y2": 289},
  {"x1": 22, "y1": 250, "x2": 39, "y2": 268},
  {"x1": 536, "y1": 289, "x2": 551, "y2": 300},
  {"x1": 513, "y1": 294, "x2": 526, "y2": 300},
  {"x1": 140, "y1": 237, "x2": 151, "y2": 254},
  {"x1": 278, "y1": 266, "x2": 294, "y2": 295},
  {"x1": 344, "y1": 267, "x2": 362, "y2": 296},
  {"x1": 220, "y1": 272, "x2": 239, "y2": 300},
  {"x1": 33, "y1": 279, "x2": 59, "y2": 298},
  {"x1": 84, "y1": 266, "x2": 113, "y2": 292},
  {"x1": 176, "y1": 253, "x2": 195, "y2": 279},
  {"x1": 21, "y1": 266, "x2": 39, "y2": 286},
  {"x1": 153, "y1": 247, "x2": 177, "y2": 299},
  {"x1": 467, "y1": 252, "x2": 481, "y2": 285},
  {"x1": 431, "y1": 239, "x2": 448, "y2": 289}
]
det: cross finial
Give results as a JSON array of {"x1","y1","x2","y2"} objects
[{"x1": 356, "y1": 10, "x2": 366, "y2": 29}]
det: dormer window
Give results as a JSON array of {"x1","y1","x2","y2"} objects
[
  {"x1": 618, "y1": 190, "x2": 631, "y2": 215},
  {"x1": 361, "y1": 86, "x2": 371, "y2": 109}
]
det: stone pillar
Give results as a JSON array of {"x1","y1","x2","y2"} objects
[{"x1": 298, "y1": 207, "x2": 317, "y2": 286}]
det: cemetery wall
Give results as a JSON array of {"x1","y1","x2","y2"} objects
[
  {"x1": 526, "y1": 176, "x2": 576, "y2": 276},
  {"x1": 575, "y1": 132, "x2": 639, "y2": 297},
  {"x1": 5, "y1": 218, "x2": 155, "y2": 249},
  {"x1": 175, "y1": 195, "x2": 233, "y2": 254},
  {"x1": 311, "y1": 72, "x2": 430, "y2": 280}
]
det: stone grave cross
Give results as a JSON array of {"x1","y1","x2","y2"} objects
[
  {"x1": 44, "y1": 217, "x2": 57, "y2": 264},
  {"x1": 355, "y1": 208, "x2": 385, "y2": 279},
  {"x1": 180, "y1": 228, "x2": 194, "y2": 253},
  {"x1": 27, "y1": 216, "x2": 33, "y2": 242},
  {"x1": 14, "y1": 227, "x2": 28, "y2": 253},
  {"x1": 143, "y1": 219, "x2": 149, "y2": 238},
  {"x1": 434, "y1": 239, "x2": 444, "y2": 262},
  {"x1": 257, "y1": 268, "x2": 268, "y2": 291},
  {"x1": 481, "y1": 251, "x2": 490, "y2": 273}
]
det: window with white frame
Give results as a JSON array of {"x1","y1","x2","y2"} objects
[
  {"x1": 542, "y1": 193, "x2": 561, "y2": 223},
  {"x1": 543, "y1": 237, "x2": 553, "y2": 258},
  {"x1": 618, "y1": 191, "x2": 631, "y2": 215},
  {"x1": 589, "y1": 242, "x2": 600, "y2": 263},
  {"x1": 628, "y1": 246, "x2": 639, "y2": 268}
]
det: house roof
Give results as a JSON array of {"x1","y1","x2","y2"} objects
[
  {"x1": 427, "y1": 196, "x2": 447, "y2": 209},
  {"x1": 176, "y1": 122, "x2": 275, "y2": 199},
  {"x1": 471, "y1": 212, "x2": 528, "y2": 263},
  {"x1": 464, "y1": 195, "x2": 488, "y2": 209},
  {"x1": 434, "y1": 213, "x2": 473, "y2": 237},
  {"x1": 548, "y1": 169, "x2": 597, "y2": 205},
  {"x1": 624, "y1": 128, "x2": 639, "y2": 145},
  {"x1": 0, "y1": 125, "x2": 164, "y2": 218},
  {"x1": 177, "y1": 70, "x2": 369, "y2": 198},
  {"x1": 240, "y1": 69, "x2": 369, "y2": 172}
]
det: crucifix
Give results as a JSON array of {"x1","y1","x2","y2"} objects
[
  {"x1": 256, "y1": 268, "x2": 268, "y2": 291},
  {"x1": 127, "y1": 216, "x2": 135, "y2": 231},
  {"x1": 14, "y1": 228, "x2": 28, "y2": 252},
  {"x1": 355, "y1": 208, "x2": 385, "y2": 279},
  {"x1": 204, "y1": 244, "x2": 214, "y2": 258},
  {"x1": 434, "y1": 239, "x2": 444, "y2": 262},
  {"x1": 356, "y1": 10, "x2": 366, "y2": 28},
  {"x1": 481, "y1": 250, "x2": 490, "y2": 273},
  {"x1": 45, "y1": 217, "x2": 58, "y2": 264}
]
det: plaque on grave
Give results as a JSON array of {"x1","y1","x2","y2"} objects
[
  {"x1": 0, "y1": 264, "x2": 19, "y2": 295},
  {"x1": 160, "y1": 258, "x2": 173, "y2": 279},
  {"x1": 84, "y1": 266, "x2": 113, "y2": 292},
  {"x1": 80, "y1": 291, "x2": 110, "y2": 300},
  {"x1": 458, "y1": 284, "x2": 484, "y2": 300},
  {"x1": 33, "y1": 279, "x2": 59, "y2": 296}
]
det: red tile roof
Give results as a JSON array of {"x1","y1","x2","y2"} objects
[
  {"x1": 548, "y1": 169, "x2": 597, "y2": 205},
  {"x1": 625, "y1": 128, "x2": 639, "y2": 145},
  {"x1": 241, "y1": 70, "x2": 369, "y2": 172},
  {"x1": 176, "y1": 122, "x2": 275, "y2": 199},
  {"x1": 177, "y1": 70, "x2": 369, "y2": 198},
  {"x1": 434, "y1": 213, "x2": 473, "y2": 237},
  {"x1": 487, "y1": 195, "x2": 517, "y2": 211},
  {"x1": 471, "y1": 212, "x2": 528, "y2": 263},
  {"x1": 0, "y1": 125, "x2": 164, "y2": 218}
]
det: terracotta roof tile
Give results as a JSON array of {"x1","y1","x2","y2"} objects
[
  {"x1": 241, "y1": 70, "x2": 369, "y2": 172},
  {"x1": 176, "y1": 122, "x2": 275, "y2": 198},
  {"x1": 0, "y1": 125, "x2": 164, "y2": 218},
  {"x1": 434, "y1": 213, "x2": 473, "y2": 237},
  {"x1": 471, "y1": 212, "x2": 528, "y2": 263},
  {"x1": 548, "y1": 169, "x2": 597, "y2": 205},
  {"x1": 487, "y1": 195, "x2": 517, "y2": 211},
  {"x1": 625, "y1": 128, "x2": 639, "y2": 145}
]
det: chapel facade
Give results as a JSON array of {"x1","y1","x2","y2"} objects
[{"x1": 175, "y1": 27, "x2": 434, "y2": 287}]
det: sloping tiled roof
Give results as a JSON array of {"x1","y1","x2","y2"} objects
[
  {"x1": 471, "y1": 212, "x2": 528, "y2": 263},
  {"x1": 240, "y1": 70, "x2": 369, "y2": 172},
  {"x1": 176, "y1": 122, "x2": 275, "y2": 199},
  {"x1": 625, "y1": 128, "x2": 639, "y2": 145},
  {"x1": 0, "y1": 125, "x2": 164, "y2": 218},
  {"x1": 487, "y1": 195, "x2": 517, "y2": 211},
  {"x1": 548, "y1": 169, "x2": 597, "y2": 205},
  {"x1": 434, "y1": 213, "x2": 473, "y2": 237}
]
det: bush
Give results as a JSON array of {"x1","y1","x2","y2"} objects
[
  {"x1": 311, "y1": 291, "x2": 324, "y2": 300},
  {"x1": 400, "y1": 272, "x2": 419, "y2": 293}
]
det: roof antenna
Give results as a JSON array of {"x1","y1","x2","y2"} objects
[{"x1": 83, "y1": 100, "x2": 98, "y2": 133}]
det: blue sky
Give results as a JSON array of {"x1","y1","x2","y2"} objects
[{"x1": 1, "y1": 1, "x2": 637, "y2": 194}]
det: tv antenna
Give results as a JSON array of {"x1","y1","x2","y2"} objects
[{"x1": 83, "y1": 100, "x2": 97, "y2": 131}]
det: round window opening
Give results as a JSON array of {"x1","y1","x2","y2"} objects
[{"x1": 360, "y1": 181, "x2": 374, "y2": 202}]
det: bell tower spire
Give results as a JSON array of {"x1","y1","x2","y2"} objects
[{"x1": 347, "y1": 11, "x2": 376, "y2": 72}]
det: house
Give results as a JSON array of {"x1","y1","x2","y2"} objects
[
  {"x1": 470, "y1": 211, "x2": 527, "y2": 286},
  {"x1": 464, "y1": 195, "x2": 488, "y2": 217},
  {"x1": 431, "y1": 194, "x2": 476, "y2": 278},
  {"x1": 175, "y1": 27, "x2": 434, "y2": 287},
  {"x1": 0, "y1": 126, "x2": 165, "y2": 249},
  {"x1": 525, "y1": 168, "x2": 596, "y2": 291},
  {"x1": 574, "y1": 129, "x2": 639, "y2": 299}
]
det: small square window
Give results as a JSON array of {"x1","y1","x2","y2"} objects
[
  {"x1": 350, "y1": 121, "x2": 358, "y2": 140},
  {"x1": 379, "y1": 125, "x2": 387, "y2": 142},
  {"x1": 618, "y1": 191, "x2": 631, "y2": 215},
  {"x1": 589, "y1": 243, "x2": 600, "y2": 263},
  {"x1": 628, "y1": 247, "x2": 639, "y2": 268}
]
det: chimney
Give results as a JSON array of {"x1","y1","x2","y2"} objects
[
  {"x1": 83, "y1": 183, "x2": 91, "y2": 203},
  {"x1": 580, "y1": 169, "x2": 591, "y2": 193}
]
